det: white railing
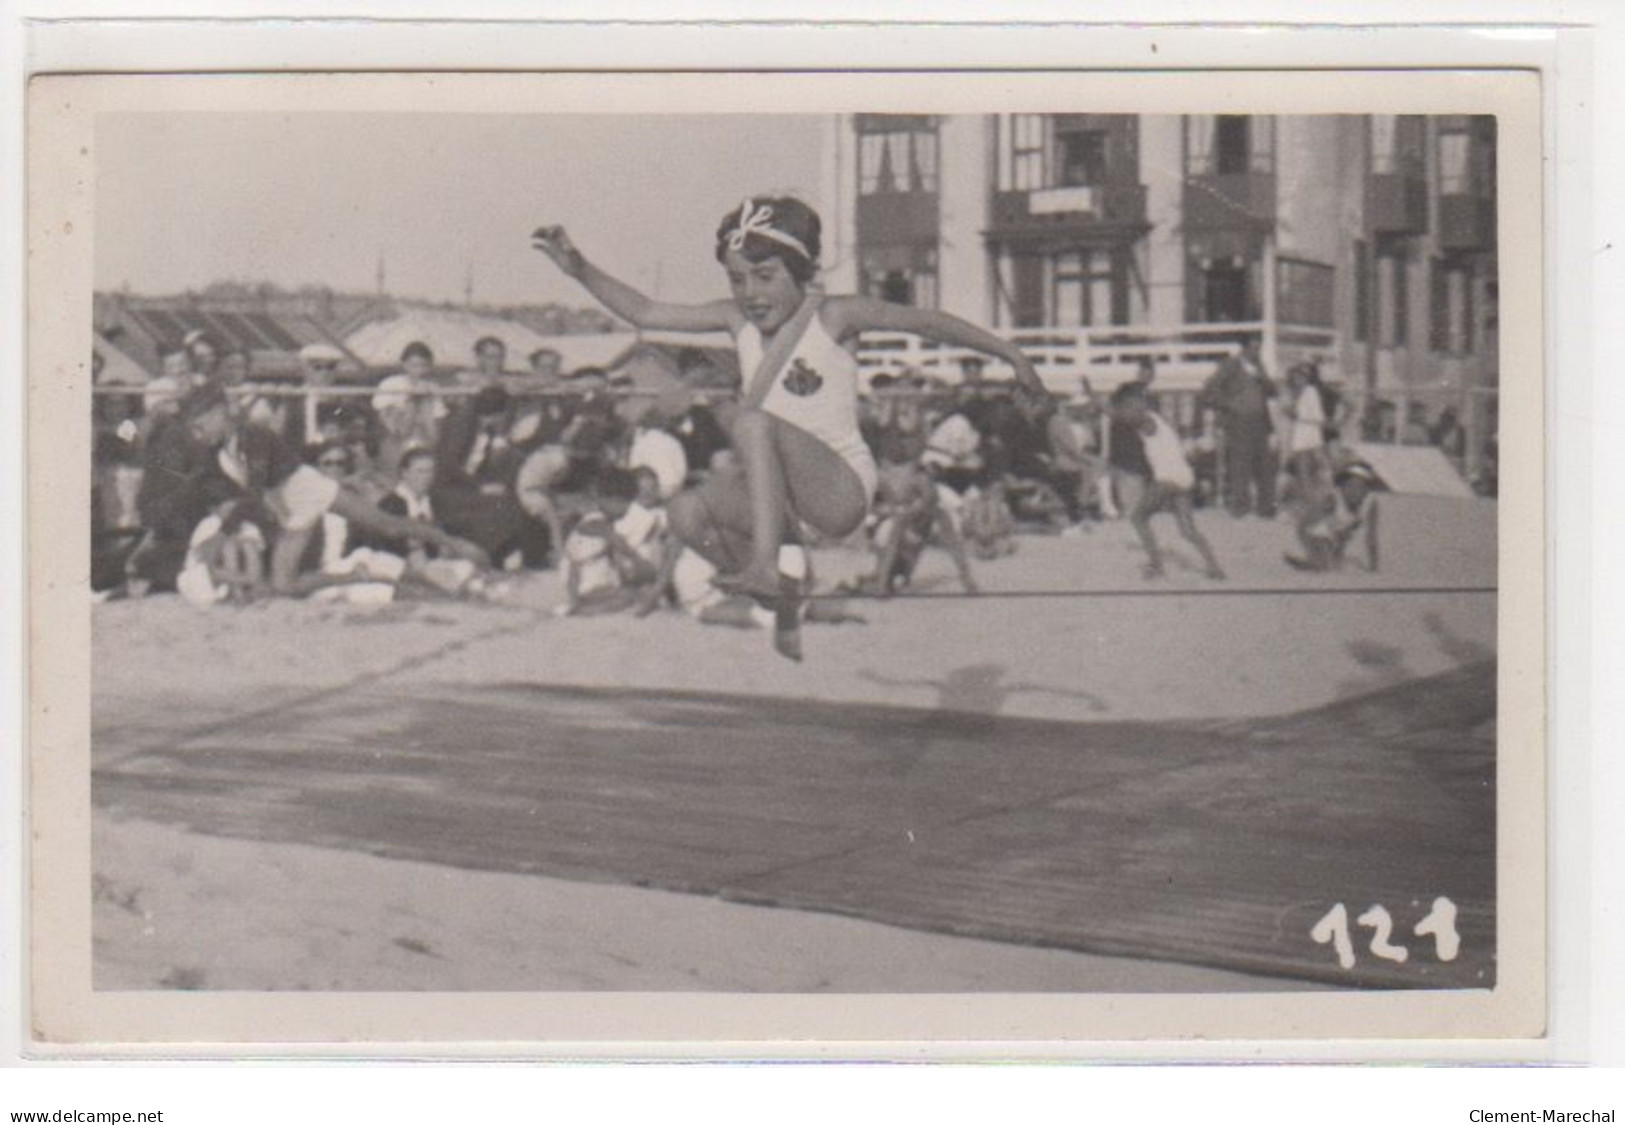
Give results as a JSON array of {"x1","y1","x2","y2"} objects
[{"x1": 856, "y1": 321, "x2": 1342, "y2": 394}]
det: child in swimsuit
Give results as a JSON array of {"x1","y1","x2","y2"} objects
[{"x1": 532, "y1": 196, "x2": 1045, "y2": 658}]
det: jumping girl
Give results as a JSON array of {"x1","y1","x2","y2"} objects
[{"x1": 532, "y1": 197, "x2": 1047, "y2": 659}]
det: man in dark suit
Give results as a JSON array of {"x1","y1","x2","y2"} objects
[
  {"x1": 434, "y1": 384, "x2": 551, "y2": 567},
  {"x1": 1200, "y1": 339, "x2": 1279, "y2": 518}
]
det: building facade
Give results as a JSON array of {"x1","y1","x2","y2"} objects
[{"x1": 830, "y1": 112, "x2": 1498, "y2": 402}]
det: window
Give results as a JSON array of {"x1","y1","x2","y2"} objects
[
  {"x1": 1215, "y1": 117, "x2": 1251, "y2": 175},
  {"x1": 1010, "y1": 254, "x2": 1044, "y2": 328},
  {"x1": 1276, "y1": 258, "x2": 1335, "y2": 328},
  {"x1": 1377, "y1": 251, "x2": 1410, "y2": 348},
  {"x1": 857, "y1": 120, "x2": 939, "y2": 195},
  {"x1": 862, "y1": 250, "x2": 938, "y2": 309},
  {"x1": 1438, "y1": 131, "x2": 1471, "y2": 195},
  {"x1": 1198, "y1": 260, "x2": 1253, "y2": 323},
  {"x1": 1186, "y1": 115, "x2": 1274, "y2": 175},
  {"x1": 1370, "y1": 115, "x2": 1426, "y2": 175},
  {"x1": 1048, "y1": 249, "x2": 1118, "y2": 327},
  {"x1": 1058, "y1": 130, "x2": 1109, "y2": 187},
  {"x1": 1436, "y1": 116, "x2": 1493, "y2": 197},
  {"x1": 1011, "y1": 114, "x2": 1047, "y2": 191},
  {"x1": 1430, "y1": 259, "x2": 1474, "y2": 354}
]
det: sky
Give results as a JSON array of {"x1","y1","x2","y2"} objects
[{"x1": 94, "y1": 113, "x2": 829, "y2": 308}]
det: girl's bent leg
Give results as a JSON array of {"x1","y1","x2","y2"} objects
[
  {"x1": 730, "y1": 408, "x2": 793, "y2": 575},
  {"x1": 667, "y1": 473, "x2": 753, "y2": 575}
]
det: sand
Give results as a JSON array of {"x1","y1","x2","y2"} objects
[{"x1": 89, "y1": 494, "x2": 1495, "y2": 993}]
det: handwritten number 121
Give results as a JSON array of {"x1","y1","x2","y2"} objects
[{"x1": 1310, "y1": 898, "x2": 1460, "y2": 969}]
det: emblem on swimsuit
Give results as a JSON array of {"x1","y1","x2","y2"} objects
[{"x1": 782, "y1": 358, "x2": 824, "y2": 397}]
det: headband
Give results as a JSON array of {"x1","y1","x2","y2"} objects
[{"x1": 722, "y1": 198, "x2": 811, "y2": 262}]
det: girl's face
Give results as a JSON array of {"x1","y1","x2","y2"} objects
[
  {"x1": 722, "y1": 249, "x2": 805, "y2": 335},
  {"x1": 403, "y1": 355, "x2": 433, "y2": 381}
]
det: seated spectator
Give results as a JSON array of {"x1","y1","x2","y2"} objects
[
  {"x1": 628, "y1": 393, "x2": 690, "y2": 502},
  {"x1": 921, "y1": 406, "x2": 985, "y2": 496},
  {"x1": 149, "y1": 386, "x2": 489, "y2": 598},
  {"x1": 615, "y1": 466, "x2": 669, "y2": 578},
  {"x1": 643, "y1": 543, "x2": 862, "y2": 632},
  {"x1": 1287, "y1": 461, "x2": 1381, "y2": 574},
  {"x1": 127, "y1": 384, "x2": 242, "y2": 592},
  {"x1": 434, "y1": 383, "x2": 551, "y2": 569},
  {"x1": 514, "y1": 368, "x2": 627, "y2": 559},
  {"x1": 175, "y1": 477, "x2": 265, "y2": 608},
  {"x1": 556, "y1": 467, "x2": 648, "y2": 617},
  {"x1": 298, "y1": 441, "x2": 406, "y2": 604},
  {"x1": 371, "y1": 340, "x2": 446, "y2": 486},
  {"x1": 372, "y1": 448, "x2": 490, "y2": 598}
]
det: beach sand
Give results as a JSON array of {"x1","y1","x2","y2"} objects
[{"x1": 89, "y1": 494, "x2": 1494, "y2": 994}]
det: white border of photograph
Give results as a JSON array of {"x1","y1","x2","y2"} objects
[{"x1": 25, "y1": 66, "x2": 1546, "y2": 1055}]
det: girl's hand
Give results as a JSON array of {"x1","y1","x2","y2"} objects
[{"x1": 530, "y1": 225, "x2": 587, "y2": 277}]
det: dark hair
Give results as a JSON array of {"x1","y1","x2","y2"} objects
[
  {"x1": 714, "y1": 196, "x2": 822, "y2": 284},
  {"x1": 593, "y1": 465, "x2": 640, "y2": 503},
  {"x1": 869, "y1": 373, "x2": 897, "y2": 391},
  {"x1": 1110, "y1": 382, "x2": 1149, "y2": 408},
  {"x1": 474, "y1": 336, "x2": 506, "y2": 357},
  {"x1": 400, "y1": 447, "x2": 436, "y2": 471},
  {"x1": 400, "y1": 341, "x2": 435, "y2": 365},
  {"x1": 472, "y1": 385, "x2": 511, "y2": 416},
  {"x1": 567, "y1": 365, "x2": 608, "y2": 383}
]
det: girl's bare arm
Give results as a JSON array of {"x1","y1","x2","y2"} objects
[
  {"x1": 827, "y1": 296, "x2": 1045, "y2": 395},
  {"x1": 532, "y1": 226, "x2": 736, "y2": 333}
]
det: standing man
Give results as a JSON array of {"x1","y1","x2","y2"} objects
[
  {"x1": 460, "y1": 335, "x2": 509, "y2": 389},
  {"x1": 1200, "y1": 338, "x2": 1278, "y2": 519},
  {"x1": 294, "y1": 342, "x2": 346, "y2": 456}
]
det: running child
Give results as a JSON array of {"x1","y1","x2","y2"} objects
[
  {"x1": 1111, "y1": 383, "x2": 1226, "y2": 581},
  {"x1": 532, "y1": 196, "x2": 1046, "y2": 658},
  {"x1": 1286, "y1": 461, "x2": 1381, "y2": 573}
]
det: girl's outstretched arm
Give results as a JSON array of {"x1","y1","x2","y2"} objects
[
  {"x1": 827, "y1": 296, "x2": 1047, "y2": 396},
  {"x1": 532, "y1": 226, "x2": 735, "y2": 333}
]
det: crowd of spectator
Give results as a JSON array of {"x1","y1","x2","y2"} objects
[{"x1": 90, "y1": 329, "x2": 1492, "y2": 618}]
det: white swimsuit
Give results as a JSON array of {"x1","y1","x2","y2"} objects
[{"x1": 735, "y1": 311, "x2": 879, "y2": 505}]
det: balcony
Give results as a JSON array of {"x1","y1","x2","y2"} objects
[
  {"x1": 1438, "y1": 195, "x2": 1495, "y2": 253},
  {"x1": 1181, "y1": 173, "x2": 1276, "y2": 232},
  {"x1": 1366, "y1": 172, "x2": 1428, "y2": 236},
  {"x1": 988, "y1": 182, "x2": 1149, "y2": 241}
]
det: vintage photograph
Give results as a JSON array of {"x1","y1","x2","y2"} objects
[{"x1": 26, "y1": 71, "x2": 1543, "y2": 1042}]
